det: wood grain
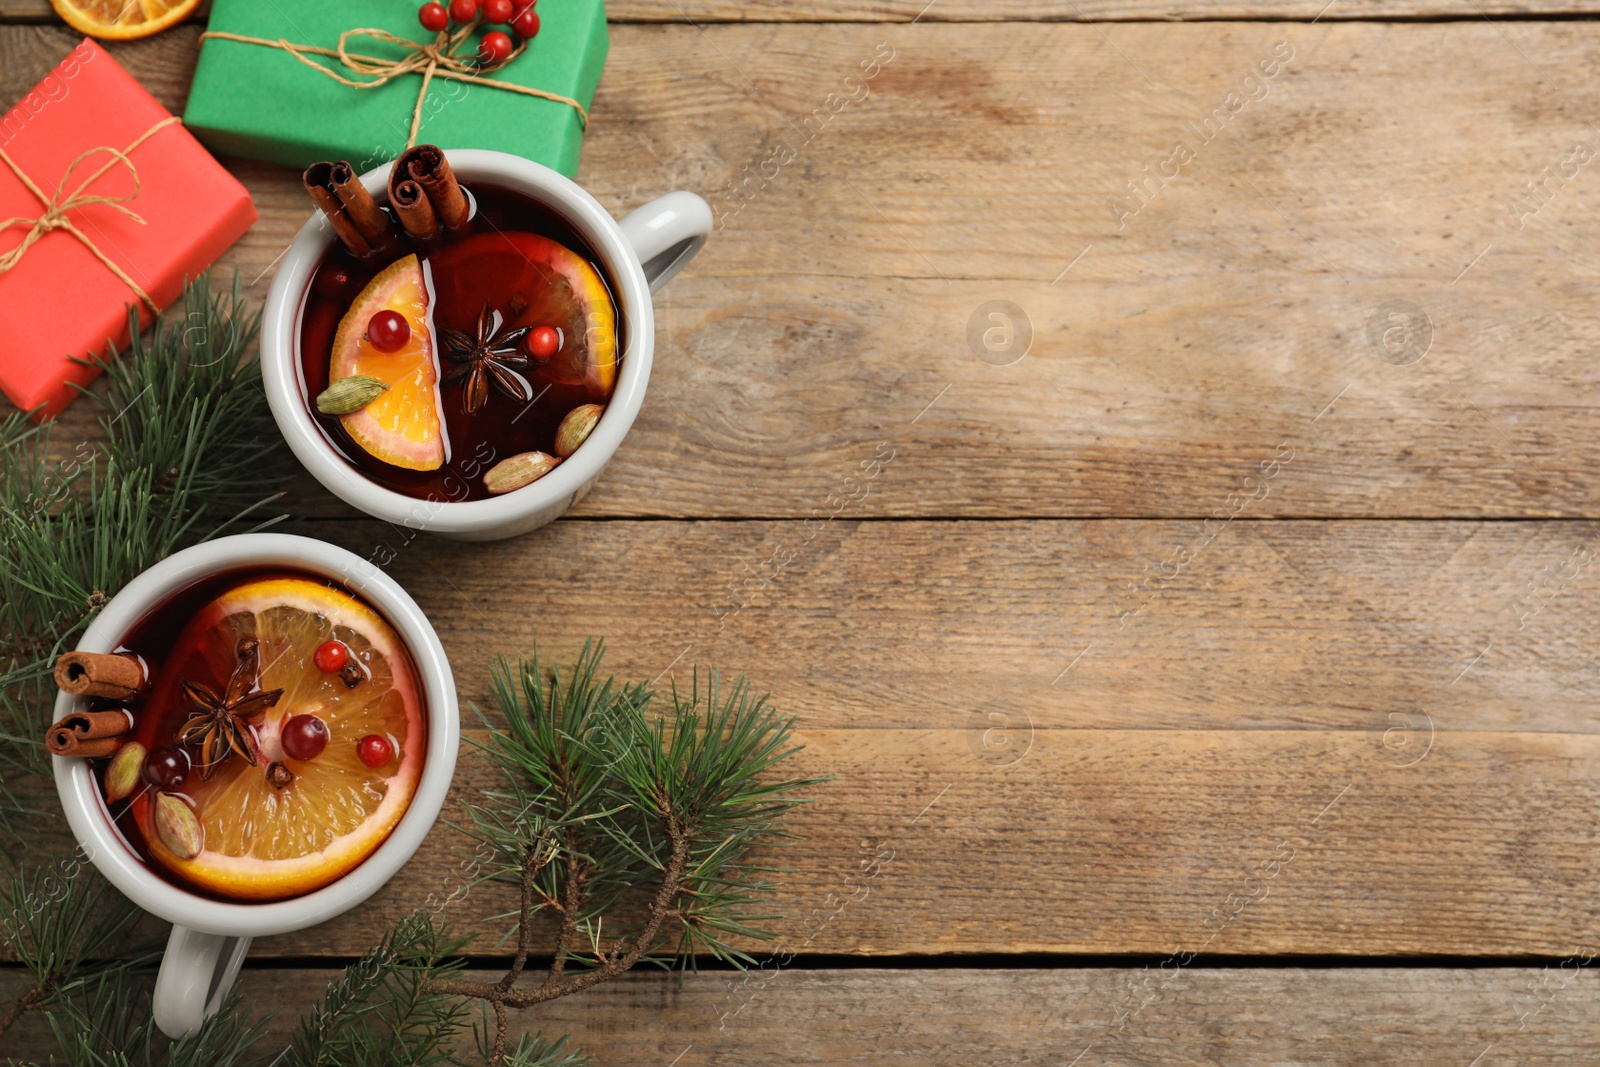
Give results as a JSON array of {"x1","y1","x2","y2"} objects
[
  {"x1": 7, "y1": 0, "x2": 1600, "y2": 22},
  {"x1": 1, "y1": 520, "x2": 1591, "y2": 959},
  {"x1": 281, "y1": 724, "x2": 1600, "y2": 959},
  {"x1": 345, "y1": 518, "x2": 1600, "y2": 736},
  {"x1": 6, "y1": 21, "x2": 1600, "y2": 517},
  {"x1": 5, "y1": 964, "x2": 1597, "y2": 1063}
]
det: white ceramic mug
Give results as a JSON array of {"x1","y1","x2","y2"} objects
[
  {"x1": 261, "y1": 150, "x2": 713, "y2": 540},
  {"x1": 50, "y1": 533, "x2": 459, "y2": 1038}
]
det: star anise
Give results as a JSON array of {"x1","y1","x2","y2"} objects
[
  {"x1": 177, "y1": 636, "x2": 283, "y2": 780},
  {"x1": 440, "y1": 301, "x2": 532, "y2": 414}
]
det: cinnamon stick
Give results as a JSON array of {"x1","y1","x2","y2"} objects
[
  {"x1": 330, "y1": 161, "x2": 405, "y2": 258},
  {"x1": 304, "y1": 162, "x2": 372, "y2": 258},
  {"x1": 389, "y1": 177, "x2": 441, "y2": 247},
  {"x1": 399, "y1": 145, "x2": 471, "y2": 240},
  {"x1": 47, "y1": 709, "x2": 134, "y2": 759},
  {"x1": 54, "y1": 651, "x2": 147, "y2": 700}
]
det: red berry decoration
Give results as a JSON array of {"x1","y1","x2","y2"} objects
[
  {"x1": 511, "y1": 6, "x2": 540, "y2": 38},
  {"x1": 143, "y1": 745, "x2": 190, "y2": 790},
  {"x1": 313, "y1": 640, "x2": 349, "y2": 673},
  {"x1": 357, "y1": 734, "x2": 394, "y2": 768},
  {"x1": 366, "y1": 310, "x2": 410, "y2": 352},
  {"x1": 478, "y1": 30, "x2": 513, "y2": 65},
  {"x1": 483, "y1": 0, "x2": 514, "y2": 22},
  {"x1": 526, "y1": 325, "x2": 560, "y2": 360},
  {"x1": 418, "y1": 2, "x2": 449, "y2": 31},
  {"x1": 281, "y1": 714, "x2": 330, "y2": 762},
  {"x1": 448, "y1": 0, "x2": 479, "y2": 21}
]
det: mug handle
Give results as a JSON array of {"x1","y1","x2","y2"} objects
[
  {"x1": 152, "y1": 924, "x2": 252, "y2": 1038},
  {"x1": 617, "y1": 191, "x2": 713, "y2": 294}
]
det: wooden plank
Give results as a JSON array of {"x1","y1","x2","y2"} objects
[
  {"x1": 347, "y1": 518, "x2": 1600, "y2": 736},
  {"x1": 0, "y1": 519, "x2": 1591, "y2": 958},
  {"x1": 6, "y1": 965, "x2": 1599, "y2": 1062},
  {"x1": 7, "y1": 22, "x2": 1600, "y2": 518},
  {"x1": 8, "y1": 0, "x2": 1600, "y2": 22},
  {"x1": 294, "y1": 723, "x2": 1600, "y2": 959}
]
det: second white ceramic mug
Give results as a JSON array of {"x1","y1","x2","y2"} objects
[
  {"x1": 50, "y1": 534, "x2": 459, "y2": 1038},
  {"x1": 261, "y1": 150, "x2": 712, "y2": 540}
]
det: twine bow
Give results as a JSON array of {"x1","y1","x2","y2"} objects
[
  {"x1": 0, "y1": 115, "x2": 179, "y2": 313},
  {"x1": 200, "y1": 20, "x2": 588, "y2": 151}
]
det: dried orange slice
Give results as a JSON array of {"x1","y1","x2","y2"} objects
[
  {"x1": 330, "y1": 254, "x2": 444, "y2": 471},
  {"x1": 51, "y1": 0, "x2": 201, "y2": 39},
  {"x1": 429, "y1": 232, "x2": 619, "y2": 400},
  {"x1": 130, "y1": 577, "x2": 427, "y2": 901}
]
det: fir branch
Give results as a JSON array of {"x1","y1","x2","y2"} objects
[
  {"x1": 29, "y1": 977, "x2": 266, "y2": 1067},
  {"x1": 283, "y1": 911, "x2": 472, "y2": 1067},
  {"x1": 0, "y1": 859, "x2": 146, "y2": 1042},
  {"x1": 418, "y1": 642, "x2": 822, "y2": 1066},
  {"x1": 0, "y1": 271, "x2": 291, "y2": 798},
  {"x1": 482, "y1": 1031, "x2": 593, "y2": 1067},
  {"x1": 0, "y1": 275, "x2": 292, "y2": 1062}
]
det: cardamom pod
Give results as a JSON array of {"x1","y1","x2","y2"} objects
[
  {"x1": 316, "y1": 375, "x2": 390, "y2": 415},
  {"x1": 155, "y1": 791, "x2": 203, "y2": 859},
  {"x1": 104, "y1": 741, "x2": 146, "y2": 803},
  {"x1": 484, "y1": 451, "x2": 559, "y2": 495},
  {"x1": 553, "y1": 403, "x2": 604, "y2": 459}
]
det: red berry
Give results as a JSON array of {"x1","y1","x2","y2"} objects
[
  {"x1": 526, "y1": 325, "x2": 560, "y2": 360},
  {"x1": 357, "y1": 734, "x2": 394, "y2": 768},
  {"x1": 511, "y1": 7, "x2": 540, "y2": 38},
  {"x1": 366, "y1": 310, "x2": 410, "y2": 352},
  {"x1": 143, "y1": 745, "x2": 190, "y2": 790},
  {"x1": 313, "y1": 640, "x2": 349, "y2": 673},
  {"x1": 483, "y1": 0, "x2": 514, "y2": 22},
  {"x1": 478, "y1": 30, "x2": 513, "y2": 65},
  {"x1": 281, "y1": 715, "x2": 330, "y2": 762},
  {"x1": 418, "y1": 2, "x2": 449, "y2": 31},
  {"x1": 448, "y1": 0, "x2": 479, "y2": 20}
]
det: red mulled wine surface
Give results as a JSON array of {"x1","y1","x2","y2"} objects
[{"x1": 297, "y1": 183, "x2": 622, "y2": 503}]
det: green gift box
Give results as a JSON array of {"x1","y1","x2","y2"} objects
[{"x1": 184, "y1": 0, "x2": 608, "y2": 176}]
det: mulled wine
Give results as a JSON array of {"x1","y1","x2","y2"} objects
[
  {"x1": 296, "y1": 147, "x2": 622, "y2": 503},
  {"x1": 77, "y1": 568, "x2": 428, "y2": 903}
]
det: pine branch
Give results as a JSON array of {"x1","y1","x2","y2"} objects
[
  {"x1": 29, "y1": 976, "x2": 266, "y2": 1067},
  {"x1": 0, "y1": 275, "x2": 292, "y2": 1063},
  {"x1": 0, "y1": 272, "x2": 292, "y2": 796},
  {"x1": 0, "y1": 847, "x2": 148, "y2": 1044},
  {"x1": 282, "y1": 911, "x2": 472, "y2": 1067},
  {"x1": 482, "y1": 1031, "x2": 593, "y2": 1067},
  {"x1": 418, "y1": 642, "x2": 823, "y2": 1065}
]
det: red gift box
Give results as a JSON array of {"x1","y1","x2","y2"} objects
[{"x1": 0, "y1": 40, "x2": 256, "y2": 419}]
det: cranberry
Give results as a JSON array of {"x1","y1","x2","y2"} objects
[
  {"x1": 526, "y1": 325, "x2": 560, "y2": 360},
  {"x1": 314, "y1": 640, "x2": 349, "y2": 673},
  {"x1": 281, "y1": 714, "x2": 330, "y2": 762},
  {"x1": 357, "y1": 734, "x2": 394, "y2": 768},
  {"x1": 143, "y1": 745, "x2": 190, "y2": 790},
  {"x1": 418, "y1": 2, "x2": 449, "y2": 31},
  {"x1": 314, "y1": 266, "x2": 351, "y2": 297},
  {"x1": 478, "y1": 30, "x2": 513, "y2": 65},
  {"x1": 448, "y1": 0, "x2": 479, "y2": 20},
  {"x1": 366, "y1": 310, "x2": 410, "y2": 352},
  {"x1": 511, "y1": 6, "x2": 540, "y2": 38},
  {"x1": 483, "y1": 0, "x2": 514, "y2": 22}
]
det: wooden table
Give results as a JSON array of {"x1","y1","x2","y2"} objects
[{"x1": 6, "y1": 0, "x2": 1600, "y2": 1060}]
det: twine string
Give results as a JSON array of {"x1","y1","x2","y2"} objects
[
  {"x1": 199, "y1": 20, "x2": 589, "y2": 151},
  {"x1": 0, "y1": 115, "x2": 179, "y2": 312}
]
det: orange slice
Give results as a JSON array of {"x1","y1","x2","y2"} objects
[
  {"x1": 51, "y1": 0, "x2": 200, "y2": 39},
  {"x1": 331, "y1": 255, "x2": 444, "y2": 471},
  {"x1": 130, "y1": 577, "x2": 427, "y2": 902},
  {"x1": 429, "y1": 232, "x2": 619, "y2": 400}
]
